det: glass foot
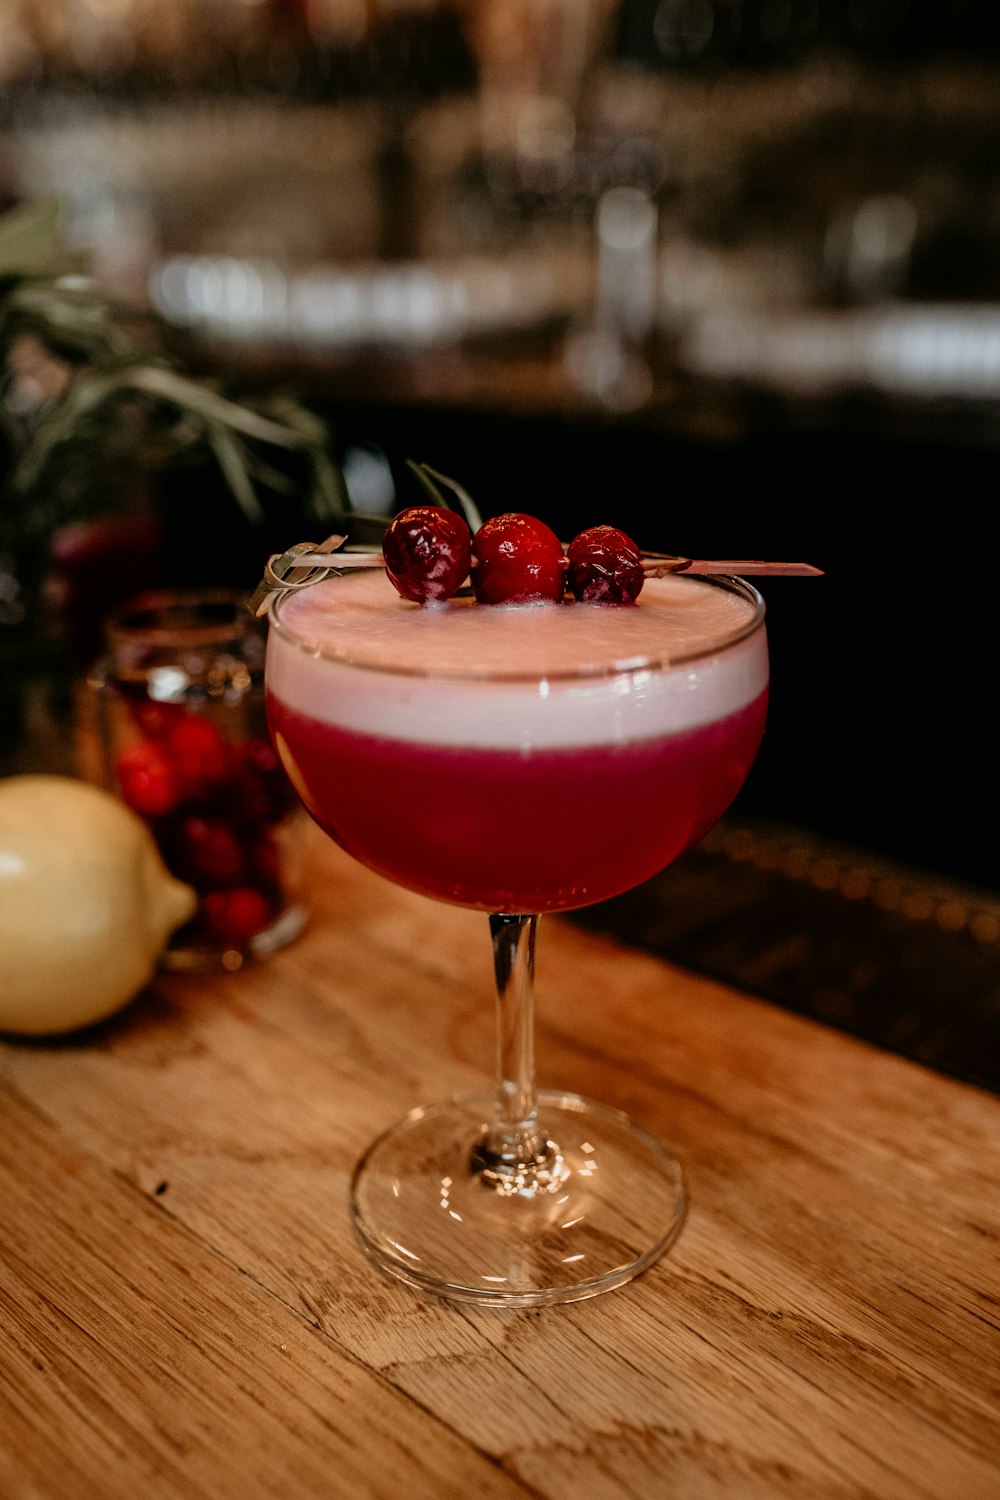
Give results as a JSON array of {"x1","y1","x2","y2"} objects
[
  {"x1": 159, "y1": 901, "x2": 308, "y2": 973},
  {"x1": 350, "y1": 1090, "x2": 686, "y2": 1307}
]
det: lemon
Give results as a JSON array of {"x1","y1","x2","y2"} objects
[{"x1": 0, "y1": 775, "x2": 197, "y2": 1036}]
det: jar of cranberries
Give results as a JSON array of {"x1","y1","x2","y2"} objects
[{"x1": 91, "y1": 588, "x2": 307, "y2": 971}]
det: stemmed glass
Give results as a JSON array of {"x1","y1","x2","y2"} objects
[{"x1": 264, "y1": 567, "x2": 768, "y2": 1306}]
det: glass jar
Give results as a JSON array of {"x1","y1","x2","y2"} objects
[{"x1": 91, "y1": 587, "x2": 307, "y2": 971}]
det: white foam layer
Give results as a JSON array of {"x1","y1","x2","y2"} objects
[{"x1": 266, "y1": 571, "x2": 768, "y2": 748}]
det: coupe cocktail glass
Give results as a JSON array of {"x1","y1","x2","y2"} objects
[{"x1": 264, "y1": 567, "x2": 768, "y2": 1306}]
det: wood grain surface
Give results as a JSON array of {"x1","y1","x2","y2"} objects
[{"x1": 1, "y1": 824, "x2": 998, "y2": 1500}]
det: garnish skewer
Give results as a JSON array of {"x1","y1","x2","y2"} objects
[
  {"x1": 249, "y1": 535, "x2": 823, "y2": 617},
  {"x1": 642, "y1": 557, "x2": 823, "y2": 578},
  {"x1": 280, "y1": 548, "x2": 824, "y2": 578}
]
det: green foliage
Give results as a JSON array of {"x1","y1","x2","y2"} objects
[
  {"x1": 0, "y1": 196, "x2": 81, "y2": 284},
  {"x1": 404, "y1": 458, "x2": 484, "y2": 532},
  {"x1": 0, "y1": 197, "x2": 366, "y2": 552},
  {"x1": 0, "y1": 199, "x2": 485, "y2": 588}
]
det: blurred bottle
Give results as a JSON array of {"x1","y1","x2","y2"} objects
[{"x1": 564, "y1": 184, "x2": 657, "y2": 409}]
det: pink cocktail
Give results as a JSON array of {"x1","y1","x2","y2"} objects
[
  {"x1": 267, "y1": 571, "x2": 767, "y2": 911},
  {"x1": 265, "y1": 565, "x2": 768, "y2": 1305}
]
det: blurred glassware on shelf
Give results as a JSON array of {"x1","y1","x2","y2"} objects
[
  {"x1": 466, "y1": 0, "x2": 619, "y2": 174},
  {"x1": 823, "y1": 193, "x2": 918, "y2": 305},
  {"x1": 148, "y1": 246, "x2": 593, "y2": 349},
  {"x1": 564, "y1": 184, "x2": 657, "y2": 410},
  {"x1": 681, "y1": 303, "x2": 1000, "y2": 399},
  {"x1": 4, "y1": 0, "x2": 1000, "y2": 428},
  {"x1": 595, "y1": 184, "x2": 657, "y2": 343}
]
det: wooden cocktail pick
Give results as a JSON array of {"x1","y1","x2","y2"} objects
[
  {"x1": 641, "y1": 556, "x2": 824, "y2": 578},
  {"x1": 249, "y1": 537, "x2": 823, "y2": 616}
]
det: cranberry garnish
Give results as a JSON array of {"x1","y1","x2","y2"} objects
[
  {"x1": 116, "y1": 740, "x2": 180, "y2": 817},
  {"x1": 382, "y1": 506, "x2": 472, "y2": 604},
  {"x1": 471, "y1": 513, "x2": 568, "y2": 605},
  {"x1": 202, "y1": 887, "x2": 272, "y2": 946},
  {"x1": 567, "y1": 525, "x2": 645, "y2": 605}
]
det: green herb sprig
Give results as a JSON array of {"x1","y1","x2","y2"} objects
[{"x1": 0, "y1": 197, "x2": 379, "y2": 552}]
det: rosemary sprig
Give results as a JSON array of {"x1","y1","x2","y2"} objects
[
  {"x1": 405, "y1": 459, "x2": 484, "y2": 532},
  {"x1": 0, "y1": 197, "x2": 356, "y2": 548}
]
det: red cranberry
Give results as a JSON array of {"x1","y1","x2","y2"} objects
[
  {"x1": 567, "y1": 526, "x2": 645, "y2": 605},
  {"x1": 240, "y1": 736, "x2": 282, "y2": 779},
  {"x1": 202, "y1": 887, "x2": 272, "y2": 945},
  {"x1": 165, "y1": 715, "x2": 231, "y2": 795},
  {"x1": 127, "y1": 699, "x2": 186, "y2": 741},
  {"x1": 232, "y1": 738, "x2": 296, "y2": 823},
  {"x1": 116, "y1": 740, "x2": 180, "y2": 817},
  {"x1": 382, "y1": 506, "x2": 472, "y2": 604},
  {"x1": 471, "y1": 513, "x2": 568, "y2": 605},
  {"x1": 220, "y1": 740, "x2": 284, "y2": 829},
  {"x1": 174, "y1": 815, "x2": 245, "y2": 887}
]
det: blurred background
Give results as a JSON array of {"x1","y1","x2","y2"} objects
[{"x1": 1, "y1": 0, "x2": 997, "y2": 901}]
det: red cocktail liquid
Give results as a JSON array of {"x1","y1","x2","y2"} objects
[{"x1": 266, "y1": 688, "x2": 768, "y2": 912}]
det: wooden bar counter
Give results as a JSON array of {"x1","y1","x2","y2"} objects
[{"x1": 1, "y1": 824, "x2": 998, "y2": 1499}]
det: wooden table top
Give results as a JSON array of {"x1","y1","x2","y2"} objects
[{"x1": 2, "y1": 824, "x2": 998, "y2": 1500}]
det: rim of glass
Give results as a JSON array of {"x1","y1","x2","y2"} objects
[
  {"x1": 105, "y1": 587, "x2": 255, "y2": 650},
  {"x1": 267, "y1": 572, "x2": 767, "y2": 685}
]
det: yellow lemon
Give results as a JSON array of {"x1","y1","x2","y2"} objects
[{"x1": 0, "y1": 775, "x2": 196, "y2": 1035}]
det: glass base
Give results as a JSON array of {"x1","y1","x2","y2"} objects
[
  {"x1": 159, "y1": 901, "x2": 308, "y2": 973},
  {"x1": 350, "y1": 1090, "x2": 686, "y2": 1307}
]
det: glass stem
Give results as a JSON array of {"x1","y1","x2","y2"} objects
[
  {"x1": 472, "y1": 913, "x2": 553, "y2": 1181},
  {"x1": 491, "y1": 913, "x2": 539, "y2": 1143}
]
